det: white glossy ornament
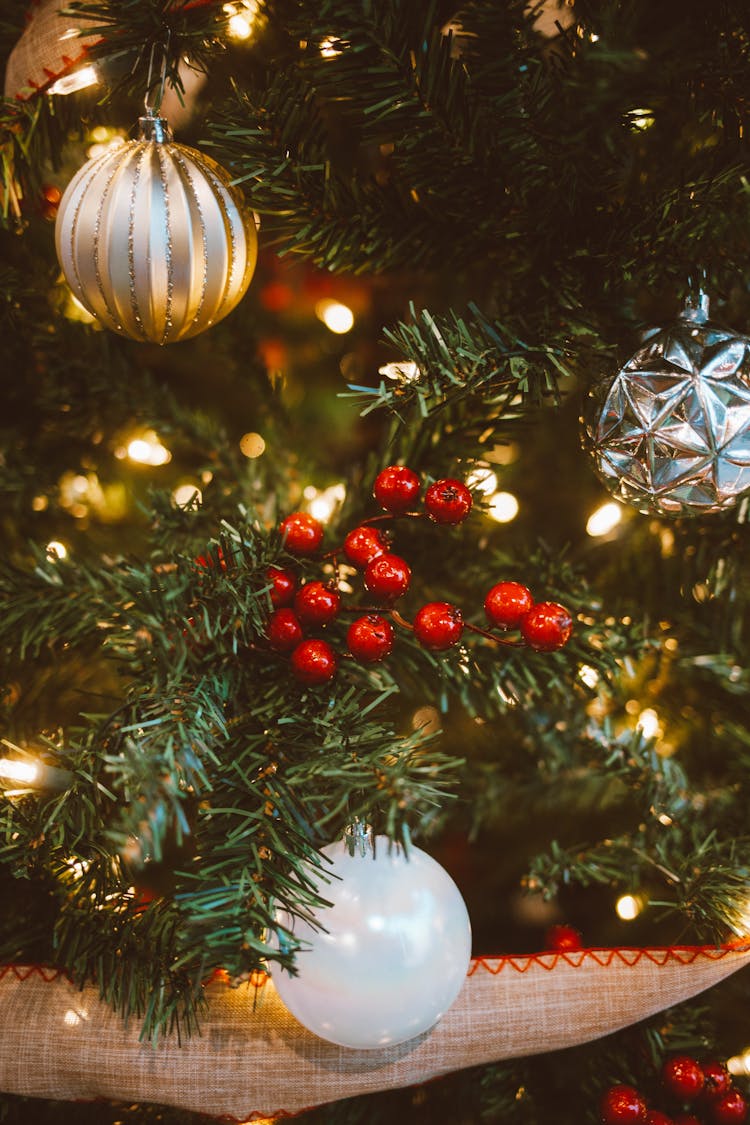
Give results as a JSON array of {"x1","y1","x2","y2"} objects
[
  {"x1": 272, "y1": 832, "x2": 472, "y2": 1049},
  {"x1": 55, "y1": 113, "x2": 257, "y2": 344}
]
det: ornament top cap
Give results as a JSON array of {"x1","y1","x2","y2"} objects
[
  {"x1": 680, "y1": 289, "x2": 710, "y2": 325},
  {"x1": 137, "y1": 112, "x2": 173, "y2": 144}
]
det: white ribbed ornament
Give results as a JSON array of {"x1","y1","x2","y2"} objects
[{"x1": 55, "y1": 113, "x2": 257, "y2": 344}]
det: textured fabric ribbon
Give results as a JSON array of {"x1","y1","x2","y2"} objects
[
  {"x1": 0, "y1": 946, "x2": 748, "y2": 1120},
  {"x1": 4, "y1": 0, "x2": 102, "y2": 101}
]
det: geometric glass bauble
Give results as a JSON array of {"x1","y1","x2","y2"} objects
[
  {"x1": 582, "y1": 293, "x2": 750, "y2": 516},
  {"x1": 272, "y1": 831, "x2": 472, "y2": 1049},
  {"x1": 55, "y1": 112, "x2": 257, "y2": 344}
]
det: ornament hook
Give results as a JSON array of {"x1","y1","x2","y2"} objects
[
  {"x1": 143, "y1": 28, "x2": 171, "y2": 115},
  {"x1": 683, "y1": 270, "x2": 710, "y2": 324}
]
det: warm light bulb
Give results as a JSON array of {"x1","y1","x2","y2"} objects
[
  {"x1": 378, "y1": 360, "x2": 420, "y2": 383},
  {"x1": 467, "y1": 467, "x2": 499, "y2": 495},
  {"x1": 227, "y1": 12, "x2": 252, "y2": 38},
  {"x1": 126, "y1": 433, "x2": 172, "y2": 467},
  {"x1": 308, "y1": 483, "x2": 346, "y2": 523},
  {"x1": 487, "y1": 491, "x2": 519, "y2": 523},
  {"x1": 578, "y1": 665, "x2": 600, "y2": 688},
  {"x1": 46, "y1": 540, "x2": 68, "y2": 560},
  {"x1": 240, "y1": 432, "x2": 266, "y2": 458},
  {"x1": 319, "y1": 36, "x2": 343, "y2": 57},
  {"x1": 172, "y1": 484, "x2": 202, "y2": 507},
  {"x1": 586, "y1": 501, "x2": 622, "y2": 537},
  {"x1": 0, "y1": 758, "x2": 39, "y2": 785},
  {"x1": 636, "y1": 708, "x2": 660, "y2": 739},
  {"x1": 48, "y1": 65, "x2": 99, "y2": 96},
  {"x1": 615, "y1": 893, "x2": 644, "y2": 921},
  {"x1": 315, "y1": 299, "x2": 354, "y2": 334}
]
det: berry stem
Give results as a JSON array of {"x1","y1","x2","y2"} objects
[{"x1": 464, "y1": 622, "x2": 525, "y2": 647}]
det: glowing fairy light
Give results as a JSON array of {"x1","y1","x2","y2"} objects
[
  {"x1": 126, "y1": 432, "x2": 172, "y2": 467},
  {"x1": 48, "y1": 65, "x2": 99, "y2": 96},
  {"x1": 615, "y1": 893, "x2": 645, "y2": 921},
  {"x1": 46, "y1": 540, "x2": 68, "y2": 560},
  {"x1": 172, "y1": 484, "x2": 202, "y2": 507},
  {"x1": 315, "y1": 299, "x2": 355, "y2": 334},
  {"x1": 727, "y1": 1051, "x2": 750, "y2": 1077},
  {"x1": 487, "y1": 491, "x2": 519, "y2": 523},
  {"x1": 240, "y1": 432, "x2": 266, "y2": 458},
  {"x1": 586, "y1": 501, "x2": 623, "y2": 537},
  {"x1": 307, "y1": 483, "x2": 346, "y2": 523},
  {"x1": 578, "y1": 665, "x2": 600, "y2": 688},
  {"x1": 636, "y1": 708, "x2": 661, "y2": 739},
  {"x1": 0, "y1": 758, "x2": 39, "y2": 785},
  {"x1": 379, "y1": 360, "x2": 420, "y2": 383},
  {"x1": 467, "y1": 467, "x2": 499, "y2": 495},
  {"x1": 319, "y1": 36, "x2": 343, "y2": 57}
]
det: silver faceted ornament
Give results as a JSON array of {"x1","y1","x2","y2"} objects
[
  {"x1": 55, "y1": 113, "x2": 257, "y2": 344},
  {"x1": 583, "y1": 293, "x2": 750, "y2": 516}
]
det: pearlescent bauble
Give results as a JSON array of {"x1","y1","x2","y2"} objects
[
  {"x1": 273, "y1": 835, "x2": 472, "y2": 1049},
  {"x1": 55, "y1": 114, "x2": 257, "y2": 344},
  {"x1": 583, "y1": 295, "x2": 750, "y2": 516}
]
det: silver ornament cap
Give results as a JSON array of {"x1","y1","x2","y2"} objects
[{"x1": 583, "y1": 293, "x2": 750, "y2": 517}]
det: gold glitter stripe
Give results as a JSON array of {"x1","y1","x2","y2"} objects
[{"x1": 127, "y1": 143, "x2": 151, "y2": 342}]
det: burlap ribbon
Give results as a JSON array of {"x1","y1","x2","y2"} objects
[
  {"x1": 0, "y1": 946, "x2": 748, "y2": 1120},
  {"x1": 4, "y1": 0, "x2": 101, "y2": 101}
]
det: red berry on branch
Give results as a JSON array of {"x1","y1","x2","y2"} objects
[
  {"x1": 600, "y1": 1085, "x2": 648, "y2": 1125},
  {"x1": 343, "y1": 525, "x2": 388, "y2": 568},
  {"x1": 545, "y1": 924, "x2": 582, "y2": 952},
  {"x1": 267, "y1": 609, "x2": 304, "y2": 653},
  {"x1": 373, "y1": 465, "x2": 421, "y2": 514},
  {"x1": 646, "y1": 1112, "x2": 675, "y2": 1125},
  {"x1": 279, "y1": 512, "x2": 324, "y2": 555},
  {"x1": 267, "y1": 566, "x2": 297, "y2": 608},
  {"x1": 291, "y1": 639, "x2": 338, "y2": 685},
  {"x1": 662, "y1": 1057, "x2": 705, "y2": 1102},
  {"x1": 484, "y1": 581, "x2": 534, "y2": 629},
  {"x1": 424, "y1": 478, "x2": 473, "y2": 525},
  {"x1": 702, "y1": 1062, "x2": 732, "y2": 1102},
  {"x1": 294, "y1": 581, "x2": 341, "y2": 628},
  {"x1": 520, "y1": 601, "x2": 573, "y2": 651},
  {"x1": 347, "y1": 615, "x2": 395, "y2": 663},
  {"x1": 711, "y1": 1091, "x2": 748, "y2": 1125},
  {"x1": 364, "y1": 553, "x2": 412, "y2": 600},
  {"x1": 413, "y1": 602, "x2": 464, "y2": 650}
]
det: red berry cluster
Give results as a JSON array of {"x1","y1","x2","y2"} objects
[
  {"x1": 267, "y1": 464, "x2": 573, "y2": 686},
  {"x1": 600, "y1": 1058, "x2": 746, "y2": 1125}
]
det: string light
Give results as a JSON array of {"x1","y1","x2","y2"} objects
[
  {"x1": 636, "y1": 708, "x2": 661, "y2": 739},
  {"x1": 306, "y1": 483, "x2": 346, "y2": 522},
  {"x1": 48, "y1": 65, "x2": 99, "y2": 96},
  {"x1": 240, "y1": 432, "x2": 266, "y2": 458},
  {"x1": 46, "y1": 540, "x2": 68, "y2": 560},
  {"x1": 0, "y1": 758, "x2": 40, "y2": 786},
  {"x1": 315, "y1": 299, "x2": 355, "y2": 334},
  {"x1": 487, "y1": 491, "x2": 519, "y2": 523},
  {"x1": 586, "y1": 501, "x2": 622, "y2": 537},
  {"x1": 319, "y1": 36, "x2": 343, "y2": 57},
  {"x1": 124, "y1": 432, "x2": 172, "y2": 467},
  {"x1": 172, "y1": 484, "x2": 202, "y2": 507},
  {"x1": 379, "y1": 360, "x2": 420, "y2": 383},
  {"x1": 578, "y1": 665, "x2": 600, "y2": 688},
  {"x1": 727, "y1": 1051, "x2": 750, "y2": 1077},
  {"x1": 223, "y1": 1, "x2": 260, "y2": 40},
  {"x1": 615, "y1": 893, "x2": 645, "y2": 921},
  {"x1": 466, "y1": 467, "x2": 498, "y2": 495}
]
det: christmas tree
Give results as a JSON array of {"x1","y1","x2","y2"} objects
[{"x1": 2, "y1": 1, "x2": 750, "y2": 1122}]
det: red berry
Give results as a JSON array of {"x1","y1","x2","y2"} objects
[
  {"x1": 673, "y1": 1117, "x2": 701, "y2": 1125},
  {"x1": 267, "y1": 566, "x2": 297, "y2": 608},
  {"x1": 347, "y1": 615, "x2": 395, "y2": 663},
  {"x1": 711, "y1": 1091, "x2": 748, "y2": 1125},
  {"x1": 424, "y1": 478, "x2": 473, "y2": 525},
  {"x1": 343, "y1": 525, "x2": 388, "y2": 568},
  {"x1": 291, "y1": 639, "x2": 338, "y2": 685},
  {"x1": 520, "y1": 601, "x2": 573, "y2": 651},
  {"x1": 364, "y1": 553, "x2": 411, "y2": 600},
  {"x1": 196, "y1": 545, "x2": 228, "y2": 571},
  {"x1": 484, "y1": 581, "x2": 534, "y2": 629},
  {"x1": 600, "y1": 1085, "x2": 648, "y2": 1125},
  {"x1": 545, "y1": 924, "x2": 582, "y2": 952},
  {"x1": 646, "y1": 1113, "x2": 675, "y2": 1125},
  {"x1": 267, "y1": 608, "x2": 304, "y2": 653},
  {"x1": 413, "y1": 602, "x2": 464, "y2": 650},
  {"x1": 702, "y1": 1062, "x2": 732, "y2": 1102},
  {"x1": 279, "y1": 512, "x2": 324, "y2": 555},
  {"x1": 373, "y1": 465, "x2": 421, "y2": 514},
  {"x1": 294, "y1": 581, "x2": 341, "y2": 628},
  {"x1": 662, "y1": 1057, "x2": 705, "y2": 1102}
]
